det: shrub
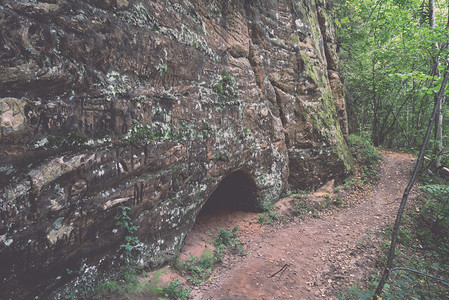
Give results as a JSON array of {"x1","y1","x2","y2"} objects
[
  {"x1": 348, "y1": 134, "x2": 382, "y2": 183},
  {"x1": 177, "y1": 226, "x2": 245, "y2": 285},
  {"x1": 415, "y1": 184, "x2": 449, "y2": 269},
  {"x1": 162, "y1": 279, "x2": 192, "y2": 300},
  {"x1": 114, "y1": 204, "x2": 141, "y2": 263}
]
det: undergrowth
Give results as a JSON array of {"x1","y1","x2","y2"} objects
[
  {"x1": 92, "y1": 226, "x2": 245, "y2": 299},
  {"x1": 292, "y1": 192, "x2": 319, "y2": 218},
  {"x1": 94, "y1": 267, "x2": 192, "y2": 300},
  {"x1": 292, "y1": 192, "x2": 345, "y2": 219},
  {"x1": 257, "y1": 204, "x2": 281, "y2": 224},
  {"x1": 94, "y1": 268, "x2": 191, "y2": 299},
  {"x1": 175, "y1": 226, "x2": 245, "y2": 286},
  {"x1": 341, "y1": 180, "x2": 449, "y2": 299},
  {"x1": 162, "y1": 279, "x2": 192, "y2": 300},
  {"x1": 348, "y1": 134, "x2": 382, "y2": 186}
]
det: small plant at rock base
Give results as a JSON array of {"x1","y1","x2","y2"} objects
[
  {"x1": 214, "y1": 226, "x2": 240, "y2": 247},
  {"x1": 257, "y1": 204, "x2": 281, "y2": 224},
  {"x1": 95, "y1": 280, "x2": 119, "y2": 296},
  {"x1": 348, "y1": 134, "x2": 382, "y2": 184},
  {"x1": 213, "y1": 244, "x2": 226, "y2": 262},
  {"x1": 182, "y1": 253, "x2": 215, "y2": 285},
  {"x1": 292, "y1": 189, "x2": 308, "y2": 195},
  {"x1": 162, "y1": 279, "x2": 192, "y2": 300},
  {"x1": 114, "y1": 204, "x2": 141, "y2": 263},
  {"x1": 317, "y1": 194, "x2": 345, "y2": 210},
  {"x1": 332, "y1": 196, "x2": 345, "y2": 208},
  {"x1": 293, "y1": 195, "x2": 319, "y2": 219},
  {"x1": 95, "y1": 267, "x2": 168, "y2": 298},
  {"x1": 212, "y1": 226, "x2": 245, "y2": 259},
  {"x1": 177, "y1": 226, "x2": 245, "y2": 285}
]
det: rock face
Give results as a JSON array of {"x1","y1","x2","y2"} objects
[{"x1": 0, "y1": 0, "x2": 352, "y2": 297}]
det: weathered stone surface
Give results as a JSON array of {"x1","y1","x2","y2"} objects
[{"x1": 0, "y1": 0, "x2": 352, "y2": 297}]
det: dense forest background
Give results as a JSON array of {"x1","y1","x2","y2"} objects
[
  {"x1": 333, "y1": 0, "x2": 449, "y2": 298},
  {"x1": 335, "y1": 0, "x2": 448, "y2": 154}
]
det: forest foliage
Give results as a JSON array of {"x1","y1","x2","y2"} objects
[
  {"x1": 333, "y1": 0, "x2": 449, "y2": 298},
  {"x1": 334, "y1": 0, "x2": 448, "y2": 156}
]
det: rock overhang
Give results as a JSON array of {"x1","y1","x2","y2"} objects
[{"x1": 0, "y1": 0, "x2": 352, "y2": 297}]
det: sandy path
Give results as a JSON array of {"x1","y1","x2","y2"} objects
[{"x1": 181, "y1": 151, "x2": 417, "y2": 299}]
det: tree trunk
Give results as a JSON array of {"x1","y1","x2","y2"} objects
[
  {"x1": 430, "y1": 0, "x2": 444, "y2": 169},
  {"x1": 436, "y1": 98, "x2": 443, "y2": 168},
  {"x1": 372, "y1": 58, "x2": 380, "y2": 146},
  {"x1": 429, "y1": 0, "x2": 435, "y2": 28}
]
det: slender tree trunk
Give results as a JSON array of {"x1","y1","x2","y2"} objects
[
  {"x1": 372, "y1": 58, "x2": 380, "y2": 146},
  {"x1": 411, "y1": 79, "x2": 417, "y2": 145},
  {"x1": 436, "y1": 98, "x2": 443, "y2": 168},
  {"x1": 406, "y1": 104, "x2": 409, "y2": 147},
  {"x1": 430, "y1": 0, "x2": 435, "y2": 28},
  {"x1": 430, "y1": 0, "x2": 444, "y2": 169},
  {"x1": 373, "y1": 59, "x2": 449, "y2": 299}
]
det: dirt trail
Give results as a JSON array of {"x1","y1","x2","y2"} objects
[{"x1": 174, "y1": 151, "x2": 418, "y2": 299}]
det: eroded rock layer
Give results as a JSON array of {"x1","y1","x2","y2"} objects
[{"x1": 0, "y1": 0, "x2": 352, "y2": 297}]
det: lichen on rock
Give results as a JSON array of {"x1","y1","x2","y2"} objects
[{"x1": 0, "y1": 0, "x2": 352, "y2": 298}]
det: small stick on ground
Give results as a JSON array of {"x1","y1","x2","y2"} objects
[{"x1": 268, "y1": 263, "x2": 289, "y2": 278}]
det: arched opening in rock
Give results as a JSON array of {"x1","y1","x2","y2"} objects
[
  {"x1": 199, "y1": 170, "x2": 259, "y2": 216},
  {"x1": 180, "y1": 170, "x2": 260, "y2": 261}
]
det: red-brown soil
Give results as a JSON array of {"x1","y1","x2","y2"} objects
[{"x1": 153, "y1": 151, "x2": 419, "y2": 299}]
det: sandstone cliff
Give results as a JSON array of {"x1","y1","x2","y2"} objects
[{"x1": 0, "y1": 0, "x2": 352, "y2": 297}]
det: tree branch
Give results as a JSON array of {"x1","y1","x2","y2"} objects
[{"x1": 390, "y1": 267, "x2": 449, "y2": 286}]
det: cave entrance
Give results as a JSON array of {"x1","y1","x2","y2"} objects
[
  {"x1": 180, "y1": 170, "x2": 259, "y2": 260},
  {"x1": 199, "y1": 170, "x2": 259, "y2": 216}
]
